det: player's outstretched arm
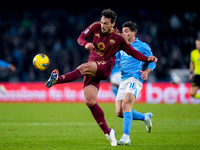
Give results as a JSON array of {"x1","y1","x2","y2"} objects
[
  {"x1": 124, "y1": 44, "x2": 158, "y2": 63},
  {"x1": 147, "y1": 56, "x2": 158, "y2": 63},
  {"x1": 122, "y1": 44, "x2": 148, "y2": 62},
  {"x1": 121, "y1": 36, "x2": 158, "y2": 63}
]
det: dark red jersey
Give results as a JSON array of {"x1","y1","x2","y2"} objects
[{"x1": 77, "y1": 22, "x2": 148, "y2": 68}]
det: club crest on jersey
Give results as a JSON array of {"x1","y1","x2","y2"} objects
[
  {"x1": 109, "y1": 39, "x2": 115, "y2": 45},
  {"x1": 97, "y1": 42, "x2": 105, "y2": 51},
  {"x1": 84, "y1": 29, "x2": 89, "y2": 34}
]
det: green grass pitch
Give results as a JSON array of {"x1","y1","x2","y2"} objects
[{"x1": 0, "y1": 103, "x2": 200, "y2": 150}]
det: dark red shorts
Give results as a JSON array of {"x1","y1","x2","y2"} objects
[{"x1": 83, "y1": 60, "x2": 113, "y2": 90}]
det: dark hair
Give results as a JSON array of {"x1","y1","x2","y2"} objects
[
  {"x1": 101, "y1": 8, "x2": 117, "y2": 23},
  {"x1": 122, "y1": 21, "x2": 138, "y2": 33},
  {"x1": 196, "y1": 37, "x2": 200, "y2": 41}
]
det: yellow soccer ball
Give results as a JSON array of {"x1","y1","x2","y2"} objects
[{"x1": 33, "y1": 54, "x2": 50, "y2": 71}]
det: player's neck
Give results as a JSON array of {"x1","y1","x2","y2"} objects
[
  {"x1": 108, "y1": 27, "x2": 114, "y2": 34},
  {"x1": 129, "y1": 36, "x2": 135, "y2": 43}
]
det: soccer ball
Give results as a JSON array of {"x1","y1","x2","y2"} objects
[{"x1": 33, "y1": 54, "x2": 50, "y2": 71}]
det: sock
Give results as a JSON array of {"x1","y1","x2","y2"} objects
[
  {"x1": 56, "y1": 69, "x2": 82, "y2": 84},
  {"x1": 131, "y1": 109, "x2": 145, "y2": 121},
  {"x1": 194, "y1": 93, "x2": 200, "y2": 99},
  {"x1": 123, "y1": 112, "x2": 133, "y2": 135},
  {"x1": 111, "y1": 85, "x2": 118, "y2": 96},
  {"x1": 89, "y1": 103, "x2": 110, "y2": 134}
]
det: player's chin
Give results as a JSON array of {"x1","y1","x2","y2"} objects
[
  {"x1": 101, "y1": 29, "x2": 108, "y2": 33},
  {"x1": 101, "y1": 30, "x2": 106, "y2": 33}
]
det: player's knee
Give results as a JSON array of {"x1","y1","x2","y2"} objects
[
  {"x1": 77, "y1": 64, "x2": 87, "y2": 74},
  {"x1": 190, "y1": 92, "x2": 196, "y2": 97},
  {"x1": 122, "y1": 103, "x2": 127, "y2": 112},
  {"x1": 116, "y1": 111, "x2": 123, "y2": 118},
  {"x1": 77, "y1": 63, "x2": 95, "y2": 77},
  {"x1": 85, "y1": 99, "x2": 96, "y2": 107},
  {"x1": 122, "y1": 101, "x2": 132, "y2": 112}
]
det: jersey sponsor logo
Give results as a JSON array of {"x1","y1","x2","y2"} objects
[
  {"x1": 97, "y1": 42, "x2": 105, "y2": 51},
  {"x1": 84, "y1": 29, "x2": 89, "y2": 34}
]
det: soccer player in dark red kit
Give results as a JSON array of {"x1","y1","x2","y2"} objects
[{"x1": 46, "y1": 9, "x2": 158, "y2": 146}]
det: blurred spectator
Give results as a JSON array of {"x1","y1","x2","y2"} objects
[{"x1": 0, "y1": 5, "x2": 199, "y2": 82}]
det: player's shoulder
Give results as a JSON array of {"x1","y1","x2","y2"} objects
[
  {"x1": 114, "y1": 32, "x2": 129, "y2": 44},
  {"x1": 89, "y1": 21, "x2": 101, "y2": 29},
  {"x1": 191, "y1": 49, "x2": 198, "y2": 54},
  {"x1": 136, "y1": 38, "x2": 151, "y2": 50}
]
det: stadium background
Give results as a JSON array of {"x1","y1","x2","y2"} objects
[
  {"x1": 0, "y1": 1, "x2": 200, "y2": 103},
  {"x1": 1, "y1": 1, "x2": 200, "y2": 150}
]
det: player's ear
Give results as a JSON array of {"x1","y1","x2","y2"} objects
[{"x1": 112, "y1": 22, "x2": 115, "y2": 27}]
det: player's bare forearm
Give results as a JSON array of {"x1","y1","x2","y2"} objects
[
  {"x1": 189, "y1": 61, "x2": 194, "y2": 80},
  {"x1": 190, "y1": 61, "x2": 194, "y2": 72},
  {"x1": 144, "y1": 68, "x2": 152, "y2": 74}
]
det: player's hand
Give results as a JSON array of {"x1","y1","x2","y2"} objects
[
  {"x1": 139, "y1": 70, "x2": 148, "y2": 80},
  {"x1": 85, "y1": 43, "x2": 95, "y2": 50},
  {"x1": 189, "y1": 74, "x2": 193, "y2": 81},
  {"x1": 147, "y1": 56, "x2": 158, "y2": 63},
  {"x1": 9, "y1": 64, "x2": 16, "y2": 72}
]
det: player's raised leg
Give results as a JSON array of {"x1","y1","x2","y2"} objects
[
  {"x1": 45, "y1": 69, "x2": 59, "y2": 88},
  {"x1": 132, "y1": 109, "x2": 153, "y2": 132},
  {"x1": 143, "y1": 112, "x2": 153, "y2": 133},
  {"x1": 45, "y1": 62, "x2": 97, "y2": 88},
  {"x1": 116, "y1": 101, "x2": 153, "y2": 133},
  {"x1": 84, "y1": 84, "x2": 117, "y2": 146}
]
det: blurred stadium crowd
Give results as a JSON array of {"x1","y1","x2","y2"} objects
[{"x1": 0, "y1": 3, "x2": 199, "y2": 82}]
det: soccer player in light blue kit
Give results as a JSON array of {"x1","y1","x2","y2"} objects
[
  {"x1": 110, "y1": 52, "x2": 121, "y2": 96},
  {"x1": 115, "y1": 21, "x2": 156, "y2": 145},
  {"x1": 0, "y1": 59, "x2": 16, "y2": 94}
]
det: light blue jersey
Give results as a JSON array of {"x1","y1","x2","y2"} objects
[
  {"x1": 110, "y1": 52, "x2": 121, "y2": 76},
  {"x1": 119, "y1": 37, "x2": 156, "y2": 83},
  {"x1": 0, "y1": 60, "x2": 10, "y2": 68}
]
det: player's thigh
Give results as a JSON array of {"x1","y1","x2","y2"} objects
[
  {"x1": 190, "y1": 86, "x2": 199, "y2": 97},
  {"x1": 122, "y1": 77, "x2": 142, "y2": 111},
  {"x1": 84, "y1": 84, "x2": 98, "y2": 107},
  {"x1": 123, "y1": 93, "x2": 136, "y2": 104},
  {"x1": 122, "y1": 93, "x2": 136, "y2": 112},
  {"x1": 124, "y1": 77, "x2": 142, "y2": 100},
  {"x1": 77, "y1": 62, "x2": 97, "y2": 77},
  {"x1": 115, "y1": 100, "x2": 123, "y2": 117},
  {"x1": 115, "y1": 79, "x2": 127, "y2": 101}
]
